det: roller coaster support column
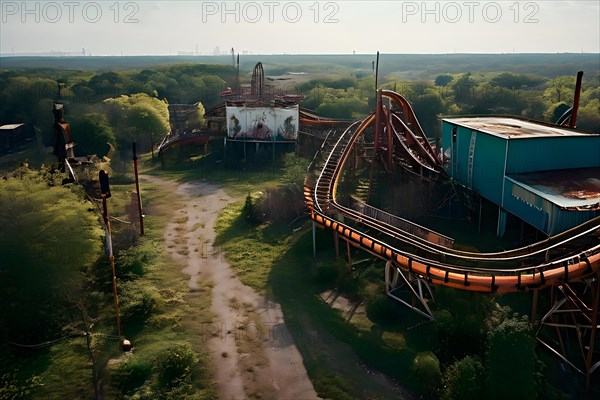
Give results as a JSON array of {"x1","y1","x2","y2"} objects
[
  {"x1": 384, "y1": 102, "x2": 393, "y2": 172},
  {"x1": 385, "y1": 261, "x2": 434, "y2": 320},
  {"x1": 367, "y1": 89, "x2": 384, "y2": 203},
  {"x1": 586, "y1": 272, "x2": 599, "y2": 391},
  {"x1": 531, "y1": 288, "x2": 539, "y2": 324},
  {"x1": 333, "y1": 231, "x2": 340, "y2": 259},
  {"x1": 312, "y1": 221, "x2": 316, "y2": 258},
  {"x1": 346, "y1": 239, "x2": 353, "y2": 266},
  {"x1": 536, "y1": 272, "x2": 600, "y2": 390}
]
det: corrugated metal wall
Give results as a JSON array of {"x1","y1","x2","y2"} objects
[
  {"x1": 442, "y1": 120, "x2": 600, "y2": 236},
  {"x1": 507, "y1": 136, "x2": 600, "y2": 174}
]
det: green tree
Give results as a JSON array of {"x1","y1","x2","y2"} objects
[
  {"x1": 410, "y1": 89, "x2": 446, "y2": 138},
  {"x1": 412, "y1": 352, "x2": 442, "y2": 398},
  {"x1": 491, "y1": 73, "x2": 544, "y2": 89},
  {"x1": 441, "y1": 356, "x2": 484, "y2": 400},
  {"x1": 545, "y1": 102, "x2": 571, "y2": 123},
  {"x1": 485, "y1": 308, "x2": 538, "y2": 400},
  {"x1": 187, "y1": 102, "x2": 206, "y2": 130},
  {"x1": 451, "y1": 73, "x2": 476, "y2": 105},
  {"x1": 576, "y1": 98, "x2": 600, "y2": 132},
  {"x1": 104, "y1": 93, "x2": 170, "y2": 152},
  {"x1": 70, "y1": 113, "x2": 116, "y2": 156},
  {"x1": 0, "y1": 76, "x2": 57, "y2": 132},
  {"x1": 435, "y1": 74, "x2": 454, "y2": 87},
  {"x1": 543, "y1": 75, "x2": 576, "y2": 104},
  {"x1": 434, "y1": 287, "x2": 493, "y2": 361},
  {"x1": 0, "y1": 165, "x2": 102, "y2": 344}
]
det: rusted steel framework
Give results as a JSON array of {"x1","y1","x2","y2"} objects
[
  {"x1": 305, "y1": 89, "x2": 600, "y2": 385},
  {"x1": 536, "y1": 275, "x2": 600, "y2": 391},
  {"x1": 251, "y1": 62, "x2": 264, "y2": 99}
]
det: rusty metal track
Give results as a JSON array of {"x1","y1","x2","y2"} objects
[{"x1": 305, "y1": 91, "x2": 600, "y2": 293}]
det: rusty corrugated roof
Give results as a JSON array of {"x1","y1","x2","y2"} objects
[
  {"x1": 508, "y1": 167, "x2": 600, "y2": 210},
  {"x1": 444, "y1": 117, "x2": 598, "y2": 139}
]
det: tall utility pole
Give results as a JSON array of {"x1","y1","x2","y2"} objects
[
  {"x1": 99, "y1": 170, "x2": 122, "y2": 339},
  {"x1": 132, "y1": 142, "x2": 144, "y2": 236},
  {"x1": 374, "y1": 51, "x2": 380, "y2": 92}
]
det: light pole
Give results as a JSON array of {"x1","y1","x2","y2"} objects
[
  {"x1": 132, "y1": 142, "x2": 144, "y2": 236},
  {"x1": 99, "y1": 170, "x2": 131, "y2": 351}
]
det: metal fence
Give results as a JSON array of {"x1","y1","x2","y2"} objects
[{"x1": 349, "y1": 196, "x2": 454, "y2": 248}]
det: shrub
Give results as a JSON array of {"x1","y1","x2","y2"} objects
[
  {"x1": 441, "y1": 355, "x2": 484, "y2": 400},
  {"x1": 119, "y1": 281, "x2": 161, "y2": 322},
  {"x1": 485, "y1": 307, "x2": 538, "y2": 400},
  {"x1": 242, "y1": 193, "x2": 256, "y2": 223},
  {"x1": 117, "y1": 240, "x2": 159, "y2": 279},
  {"x1": 365, "y1": 294, "x2": 404, "y2": 327},
  {"x1": 254, "y1": 154, "x2": 309, "y2": 222},
  {"x1": 110, "y1": 358, "x2": 153, "y2": 395},
  {"x1": 411, "y1": 351, "x2": 442, "y2": 398},
  {"x1": 433, "y1": 287, "x2": 493, "y2": 361},
  {"x1": 315, "y1": 261, "x2": 338, "y2": 285},
  {"x1": 155, "y1": 342, "x2": 198, "y2": 388}
]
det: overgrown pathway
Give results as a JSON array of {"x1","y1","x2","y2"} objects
[{"x1": 142, "y1": 175, "x2": 318, "y2": 400}]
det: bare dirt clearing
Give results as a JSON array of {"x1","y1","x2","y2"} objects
[{"x1": 143, "y1": 175, "x2": 318, "y2": 400}]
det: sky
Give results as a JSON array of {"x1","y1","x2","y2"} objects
[{"x1": 1, "y1": 1, "x2": 599, "y2": 56}]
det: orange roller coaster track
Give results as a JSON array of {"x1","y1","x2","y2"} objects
[
  {"x1": 305, "y1": 90, "x2": 600, "y2": 294},
  {"x1": 305, "y1": 86, "x2": 600, "y2": 388}
]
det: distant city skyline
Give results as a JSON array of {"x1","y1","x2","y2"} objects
[{"x1": 1, "y1": 1, "x2": 599, "y2": 56}]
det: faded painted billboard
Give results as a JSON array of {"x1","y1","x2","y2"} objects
[{"x1": 226, "y1": 105, "x2": 298, "y2": 142}]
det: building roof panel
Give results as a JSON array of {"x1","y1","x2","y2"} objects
[
  {"x1": 507, "y1": 167, "x2": 600, "y2": 210},
  {"x1": 443, "y1": 117, "x2": 597, "y2": 139},
  {"x1": 0, "y1": 123, "x2": 25, "y2": 131}
]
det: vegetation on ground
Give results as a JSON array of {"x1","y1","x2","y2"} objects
[
  {"x1": 1, "y1": 54, "x2": 599, "y2": 399},
  {"x1": 0, "y1": 162, "x2": 216, "y2": 399}
]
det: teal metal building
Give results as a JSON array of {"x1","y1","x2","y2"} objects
[{"x1": 441, "y1": 117, "x2": 600, "y2": 236}]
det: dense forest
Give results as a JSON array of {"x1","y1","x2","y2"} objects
[{"x1": 1, "y1": 54, "x2": 598, "y2": 162}]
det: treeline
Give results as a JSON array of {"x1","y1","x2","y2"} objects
[
  {"x1": 0, "y1": 64, "x2": 225, "y2": 157},
  {"x1": 0, "y1": 62, "x2": 598, "y2": 162},
  {"x1": 298, "y1": 70, "x2": 600, "y2": 136}
]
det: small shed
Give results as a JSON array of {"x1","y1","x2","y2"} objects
[
  {"x1": 441, "y1": 117, "x2": 600, "y2": 236},
  {"x1": 0, "y1": 123, "x2": 27, "y2": 154}
]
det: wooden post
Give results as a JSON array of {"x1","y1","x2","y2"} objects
[
  {"x1": 333, "y1": 231, "x2": 340, "y2": 259},
  {"x1": 102, "y1": 197, "x2": 121, "y2": 338},
  {"x1": 132, "y1": 142, "x2": 144, "y2": 236}
]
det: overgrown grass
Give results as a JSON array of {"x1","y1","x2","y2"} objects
[
  {"x1": 101, "y1": 179, "x2": 217, "y2": 399},
  {"x1": 212, "y1": 192, "x2": 417, "y2": 398},
  {"x1": 0, "y1": 170, "x2": 217, "y2": 399},
  {"x1": 141, "y1": 144, "x2": 283, "y2": 198},
  {"x1": 214, "y1": 200, "x2": 296, "y2": 292}
]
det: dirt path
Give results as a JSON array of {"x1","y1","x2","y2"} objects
[{"x1": 143, "y1": 175, "x2": 319, "y2": 400}]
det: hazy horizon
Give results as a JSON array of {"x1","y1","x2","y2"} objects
[{"x1": 1, "y1": 1, "x2": 599, "y2": 57}]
